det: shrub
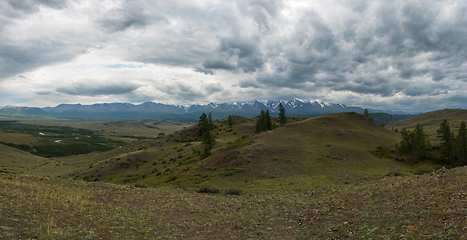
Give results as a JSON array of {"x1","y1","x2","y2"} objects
[
  {"x1": 123, "y1": 177, "x2": 130, "y2": 183},
  {"x1": 413, "y1": 166, "x2": 433, "y2": 175},
  {"x1": 386, "y1": 171, "x2": 403, "y2": 177},
  {"x1": 133, "y1": 183, "x2": 147, "y2": 188},
  {"x1": 225, "y1": 188, "x2": 242, "y2": 195},
  {"x1": 197, "y1": 185, "x2": 219, "y2": 194},
  {"x1": 167, "y1": 175, "x2": 178, "y2": 182}
]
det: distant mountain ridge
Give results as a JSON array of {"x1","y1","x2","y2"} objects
[{"x1": 0, "y1": 98, "x2": 410, "y2": 121}]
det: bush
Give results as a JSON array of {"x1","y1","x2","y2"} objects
[
  {"x1": 386, "y1": 171, "x2": 403, "y2": 177},
  {"x1": 413, "y1": 166, "x2": 433, "y2": 175},
  {"x1": 225, "y1": 188, "x2": 242, "y2": 195},
  {"x1": 133, "y1": 183, "x2": 147, "y2": 188},
  {"x1": 197, "y1": 185, "x2": 219, "y2": 194}
]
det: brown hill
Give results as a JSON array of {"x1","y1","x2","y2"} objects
[{"x1": 69, "y1": 112, "x2": 419, "y2": 191}]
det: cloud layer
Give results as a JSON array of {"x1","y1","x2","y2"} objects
[{"x1": 1, "y1": 0, "x2": 467, "y2": 113}]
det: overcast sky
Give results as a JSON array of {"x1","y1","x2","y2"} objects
[{"x1": 1, "y1": 0, "x2": 467, "y2": 113}]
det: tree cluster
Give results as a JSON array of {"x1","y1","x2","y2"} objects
[
  {"x1": 255, "y1": 103, "x2": 287, "y2": 133},
  {"x1": 255, "y1": 110, "x2": 272, "y2": 133},
  {"x1": 436, "y1": 120, "x2": 466, "y2": 165},
  {"x1": 197, "y1": 112, "x2": 216, "y2": 157},
  {"x1": 395, "y1": 120, "x2": 467, "y2": 166},
  {"x1": 395, "y1": 123, "x2": 431, "y2": 161}
]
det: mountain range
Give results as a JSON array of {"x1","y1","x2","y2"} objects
[{"x1": 0, "y1": 98, "x2": 410, "y2": 121}]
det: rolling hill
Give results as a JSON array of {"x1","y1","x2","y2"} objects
[
  {"x1": 66, "y1": 112, "x2": 426, "y2": 191},
  {"x1": 386, "y1": 109, "x2": 467, "y2": 143}
]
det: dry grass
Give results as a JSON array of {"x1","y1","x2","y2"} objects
[{"x1": 1, "y1": 166, "x2": 467, "y2": 239}]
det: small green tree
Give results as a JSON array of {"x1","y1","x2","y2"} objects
[
  {"x1": 396, "y1": 127, "x2": 416, "y2": 161},
  {"x1": 413, "y1": 123, "x2": 430, "y2": 159},
  {"x1": 227, "y1": 115, "x2": 234, "y2": 128},
  {"x1": 265, "y1": 109, "x2": 272, "y2": 130},
  {"x1": 457, "y1": 121, "x2": 467, "y2": 165},
  {"x1": 198, "y1": 113, "x2": 207, "y2": 136},
  {"x1": 208, "y1": 112, "x2": 214, "y2": 130},
  {"x1": 198, "y1": 113, "x2": 216, "y2": 156},
  {"x1": 256, "y1": 110, "x2": 265, "y2": 133},
  {"x1": 363, "y1": 109, "x2": 373, "y2": 122},
  {"x1": 278, "y1": 103, "x2": 287, "y2": 125},
  {"x1": 437, "y1": 120, "x2": 454, "y2": 164}
]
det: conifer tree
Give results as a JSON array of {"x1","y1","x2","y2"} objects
[
  {"x1": 413, "y1": 123, "x2": 430, "y2": 159},
  {"x1": 278, "y1": 103, "x2": 287, "y2": 125},
  {"x1": 437, "y1": 120, "x2": 454, "y2": 164},
  {"x1": 227, "y1": 115, "x2": 234, "y2": 128},
  {"x1": 397, "y1": 127, "x2": 416, "y2": 161},
  {"x1": 198, "y1": 113, "x2": 216, "y2": 156},
  {"x1": 198, "y1": 113, "x2": 207, "y2": 136},
  {"x1": 265, "y1": 109, "x2": 272, "y2": 130},
  {"x1": 457, "y1": 121, "x2": 467, "y2": 165},
  {"x1": 208, "y1": 112, "x2": 214, "y2": 130},
  {"x1": 363, "y1": 109, "x2": 373, "y2": 122}
]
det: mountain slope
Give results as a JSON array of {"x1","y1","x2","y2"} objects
[{"x1": 2, "y1": 98, "x2": 412, "y2": 120}]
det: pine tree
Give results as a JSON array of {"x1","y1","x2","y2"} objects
[
  {"x1": 208, "y1": 112, "x2": 214, "y2": 130},
  {"x1": 437, "y1": 120, "x2": 454, "y2": 164},
  {"x1": 265, "y1": 109, "x2": 272, "y2": 130},
  {"x1": 397, "y1": 127, "x2": 416, "y2": 161},
  {"x1": 198, "y1": 113, "x2": 207, "y2": 136},
  {"x1": 227, "y1": 115, "x2": 234, "y2": 128},
  {"x1": 363, "y1": 109, "x2": 373, "y2": 122},
  {"x1": 278, "y1": 103, "x2": 287, "y2": 125},
  {"x1": 198, "y1": 113, "x2": 216, "y2": 156},
  {"x1": 457, "y1": 121, "x2": 467, "y2": 165},
  {"x1": 413, "y1": 123, "x2": 430, "y2": 159}
]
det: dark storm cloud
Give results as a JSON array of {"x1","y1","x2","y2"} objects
[
  {"x1": 96, "y1": 1, "x2": 168, "y2": 32},
  {"x1": 193, "y1": 67, "x2": 214, "y2": 75},
  {"x1": 202, "y1": 59, "x2": 236, "y2": 71},
  {"x1": 56, "y1": 82, "x2": 140, "y2": 96}
]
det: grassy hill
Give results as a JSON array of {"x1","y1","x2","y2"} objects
[
  {"x1": 1, "y1": 165, "x2": 466, "y2": 239},
  {"x1": 67, "y1": 112, "x2": 437, "y2": 191},
  {"x1": 386, "y1": 109, "x2": 467, "y2": 144}
]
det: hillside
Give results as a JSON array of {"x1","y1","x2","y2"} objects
[
  {"x1": 386, "y1": 109, "x2": 467, "y2": 143},
  {"x1": 68, "y1": 112, "x2": 426, "y2": 191},
  {"x1": 1, "y1": 165, "x2": 466, "y2": 239}
]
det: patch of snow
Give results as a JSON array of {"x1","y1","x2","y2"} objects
[
  {"x1": 39, "y1": 132, "x2": 45, "y2": 135},
  {"x1": 292, "y1": 97, "x2": 309, "y2": 103},
  {"x1": 54, "y1": 140, "x2": 62, "y2": 143}
]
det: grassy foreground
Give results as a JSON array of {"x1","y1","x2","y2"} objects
[{"x1": 1, "y1": 166, "x2": 467, "y2": 239}]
